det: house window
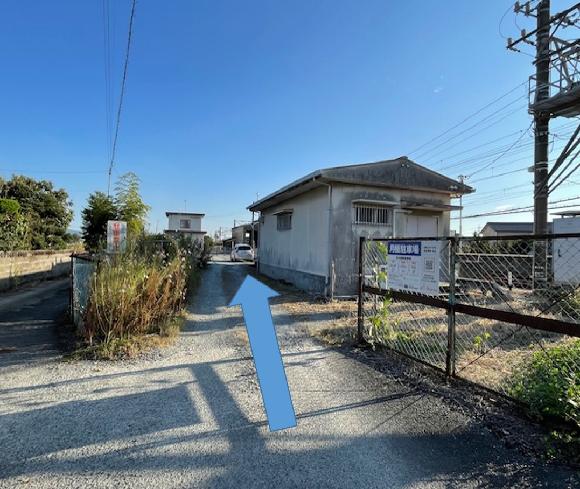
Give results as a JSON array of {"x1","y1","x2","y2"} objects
[
  {"x1": 353, "y1": 204, "x2": 392, "y2": 226},
  {"x1": 277, "y1": 212, "x2": 292, "y2": 231},
  {"x1": 180, "y1": 219, "x2": 191, "y2": 229}
]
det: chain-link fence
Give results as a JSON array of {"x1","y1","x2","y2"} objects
[
  {"x1": 358, "y1": 234, "x2": 580, "y2": 402},
  {"x1": 71, "y1": 254, "x2": 98, "y2": 331}
]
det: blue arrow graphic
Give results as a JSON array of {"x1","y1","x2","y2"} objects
[{"x1": 229, "y1": 276, "x2": 297, "y2": 431}]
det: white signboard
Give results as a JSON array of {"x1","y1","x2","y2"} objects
[
  {"x1": 107, "y1": 220, "x2": 127, "y2": 254},
  {"x1": 386, "y1": 240, "x2": 440, "y2": 296}
]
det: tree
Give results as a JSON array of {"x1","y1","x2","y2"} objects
[
  {"x1": 0, "y1": 198, "x2": 30, "y2": 251},
  {"x1": 0, "y1": 175, "x2": 73, "y2": 249},
  {"x1": 115, "y1": 172, "x2": 150, "y2": 237},
  {"x1": 81, "y1": 192, "x2": 118, "y2": 252}
]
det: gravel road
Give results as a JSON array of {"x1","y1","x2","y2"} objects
[{"x1": 0, "y1": 258, "x2": 577, "y2": 488}]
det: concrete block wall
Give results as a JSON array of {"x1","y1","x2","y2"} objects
[{"x1": 0, "y1": 250, "x2": 73, "y2": 292}]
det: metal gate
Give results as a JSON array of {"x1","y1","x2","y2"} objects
[{"x1": 357, "y1": 234, "x2": 580, "y2": 397}]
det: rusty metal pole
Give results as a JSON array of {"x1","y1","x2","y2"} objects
[
  {"x1": 446, "y1": 237, "x2": 457, "y2": 377},
  {"x1": 357, "y1": 236, "x2": 365, "y2": 344}
]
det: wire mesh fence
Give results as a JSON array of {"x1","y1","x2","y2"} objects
[
  {"x1": 71, "y1": 254, "x2": 98, "y2": 331},
  {"x1": 358, "y1": 234, "x2": 580, "y2": 403}
]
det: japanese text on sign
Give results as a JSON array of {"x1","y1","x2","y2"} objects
[{"x1": 386, "y1": 240, "x2": 440, "y2": 296}]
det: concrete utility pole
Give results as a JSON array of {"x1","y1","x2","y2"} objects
[
  {"x1": 534, "y1": 0, "x2": 551, "y2": 235},
  {"x1": 508, "y1": 1, "x2": 580, "y2": 234}
]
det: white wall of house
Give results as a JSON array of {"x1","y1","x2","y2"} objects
[
  {"x1": 257, "y1": 183, "x2": 454, "y2": 296},
  {"x1": 258, "y1": 186, "x2": 330, "y2": 281},
  {"x1": 167, "y1": 214, "x2": 203, "y2": 232},
  {"x1": 329, "y1": 183, "x2": 451, "y2": 295}
]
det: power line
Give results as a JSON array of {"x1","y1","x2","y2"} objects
[
  {"x1": 470, "y1": 166, "x2": 529, "y2": 183},
  {"x1": 459, "y1": 127, "x2": 579, "y2": 182},
  {"x1": 406, "y1": 80, "x2": 528, "y2": 157},
  {"x1": 414, "y1": 97, "x2": 528, "y2": 161},
  {"x1": 455, "y1": 195, "x2": 580, "y2": 219},
  {"x1": 468, "y1": 121, "x2": 534, "y2": 177},
  {"x1": 550, "y1": 149, "x2": 580, "y2": 194},
  {"x1": 437, "y1": 125, "x2": 577, "y2": 176},
  {"x1": 0, "y1": 168, "x2": 105, "y2": 175},
  {"x1": 423, "y1": 101, "x2": 529, "y2": 165},
  {"x1": 107, "y1": 0, "x2": 137, "y2": 196},
  {"x1": 456, "y1": 203, "x2": 580, "y2": 220},
  {"x1": 428, "y1": 119, "x2": 578, "y2": 169},
  {"x1": 498, "y1": 3, "x2": 515, "y2": 40},
  {"x1": 102, "y1": 0, "x2": 113, "y2": 164}
]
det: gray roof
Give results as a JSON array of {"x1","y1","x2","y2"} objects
[
  {"x1": 483, "y1": 222, "x2": 554, "y2": 233},
  {"x1": 249, "y1": 157, "x2": 474, "y2": 212},
  {"x1": 165, "y1": 212, "x2": 205, "y2": 217}
]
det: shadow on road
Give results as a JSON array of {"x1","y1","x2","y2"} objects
[{"x1": 0, "y1": 279, "x2": 69, "y2": 368}]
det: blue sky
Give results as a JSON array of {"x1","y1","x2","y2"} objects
[{"x1": 0, "y1": 0, "x2": 577, "y2": 236}]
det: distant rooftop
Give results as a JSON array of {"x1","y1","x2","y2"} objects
[
  {"x1": 482, "y1": 222, "x2": 554, "y2": 233},
  {"x1": 552, "y1": 210, "x2": 580, "y2": 217},
  {"x1": 165, "y1": 211, "x2": 205, "y2": 217}
]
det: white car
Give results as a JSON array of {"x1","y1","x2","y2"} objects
[{"x1": 230, "y1": 244, "x2": 254, "y2": 262}]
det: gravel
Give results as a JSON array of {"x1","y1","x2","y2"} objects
[{"x1": 0, "y1": 257, "x2": 577, "y2": 488}]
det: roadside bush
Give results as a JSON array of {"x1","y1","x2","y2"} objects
[
  {"x1": 367, "y1": 296, "x2": 400, "y2": 347},
  {"x1": 83, "y1": 242, "x2": 195, "y2": 349},
  {"x1": 508, "y1": 340, "x2": 580, "y2": 462},
  {"x1": 509, "y1": 340, "x2": 580, "y2": 427}
]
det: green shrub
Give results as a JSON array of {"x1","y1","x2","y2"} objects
[
  {"x1": 0, "y1": 200, "x2": 30, "y2": 251},
  {"x1": 509, "y1": 340, "x2": 580, "y2": 428},
  {"x1": 0, "y1": 198, "x2": 21, "y2": 215},
  {"x1": 367, "y1": 296, "x2": 399, "y2": 346}
]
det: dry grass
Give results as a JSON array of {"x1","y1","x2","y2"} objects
[
  {"x1": 69, "y1": 316, "x2": 183, "y2": 360},
  {"x1": 84, "y1": 248, "x2": 190, "y2": 345}
]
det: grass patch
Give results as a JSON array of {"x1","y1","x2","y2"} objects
[
  {"x1": 69, "y1": 316, "x2": 184, "y2": 360},
  {"x1": 312, "y1": 323, "x2": 356, "y2": 346},
  {"x1": 508, "y1": 339, "x2": 580, "y2": 463}
]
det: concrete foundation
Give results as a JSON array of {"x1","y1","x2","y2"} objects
[{"x1": 258, "y1": 262, "x2": 326, "y2": 296}]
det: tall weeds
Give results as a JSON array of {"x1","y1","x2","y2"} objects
[{"x1": 84, "y1": 241, "x2": 196, "y2": 346}]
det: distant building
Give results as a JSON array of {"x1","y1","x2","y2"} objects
[
  {"x1": 232, "y1": 223, "x2": 259, "y2": 247},
  {"x1": 164, "y1": 212, "x2": 206, "y2": 244},
  {"x1": 480, "y1": 222, "x2": 553, "y2": 237},
  {"x1": 249, "y1": 157, "x2": 472, "y2": 297}
]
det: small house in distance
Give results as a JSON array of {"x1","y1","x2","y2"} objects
[
  {"x1": 164, "y1": 212, "x2": 206, "y2": 244},
  {"x1": 480, "y1": 222, "x2": 553, "y2": 237},
  {"x1": 249, "y1": 157, "x2": 473, "y2": 297}
]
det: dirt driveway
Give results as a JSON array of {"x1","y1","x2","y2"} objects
[{"x1": 0, "y1": 258, "x2": 577, "y2": 488}]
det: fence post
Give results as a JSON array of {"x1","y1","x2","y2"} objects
[
  {"x1": 446, "y1": 237, "x2": 457, "y2": 377},
  {"x1": 357, "y1": 236, "x2": 365, "y2": 344}
]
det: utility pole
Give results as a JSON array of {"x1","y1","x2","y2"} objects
[
  {"x1": 458, "y1": 174, "x2": 466, "y2": 237},
  {"x1": 534, "y1": 0, "x2": 551, "y2": 235},
  {"x1": 508, "y1": 1, "x2": 580, "y2": 234}
]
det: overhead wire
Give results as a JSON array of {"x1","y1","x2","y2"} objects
[
  {"x1": 406, "y1": 80, "x2": 528, "y2": 157},
  {"x1": 455, "y1": 195, "x2": 580, "y2": 219},
  {"x1": 468, "y1": 121, "x2": 534, "y2": 178},
  {"x1": 107, "y1": 0, "x2": 137, "y2": 196},
  {"x1": 414, "y1": 97, "x2": 528, "y2": 161},
  {"x1": 102, "y1": 0, "x2": 113, "y2": 165}
]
